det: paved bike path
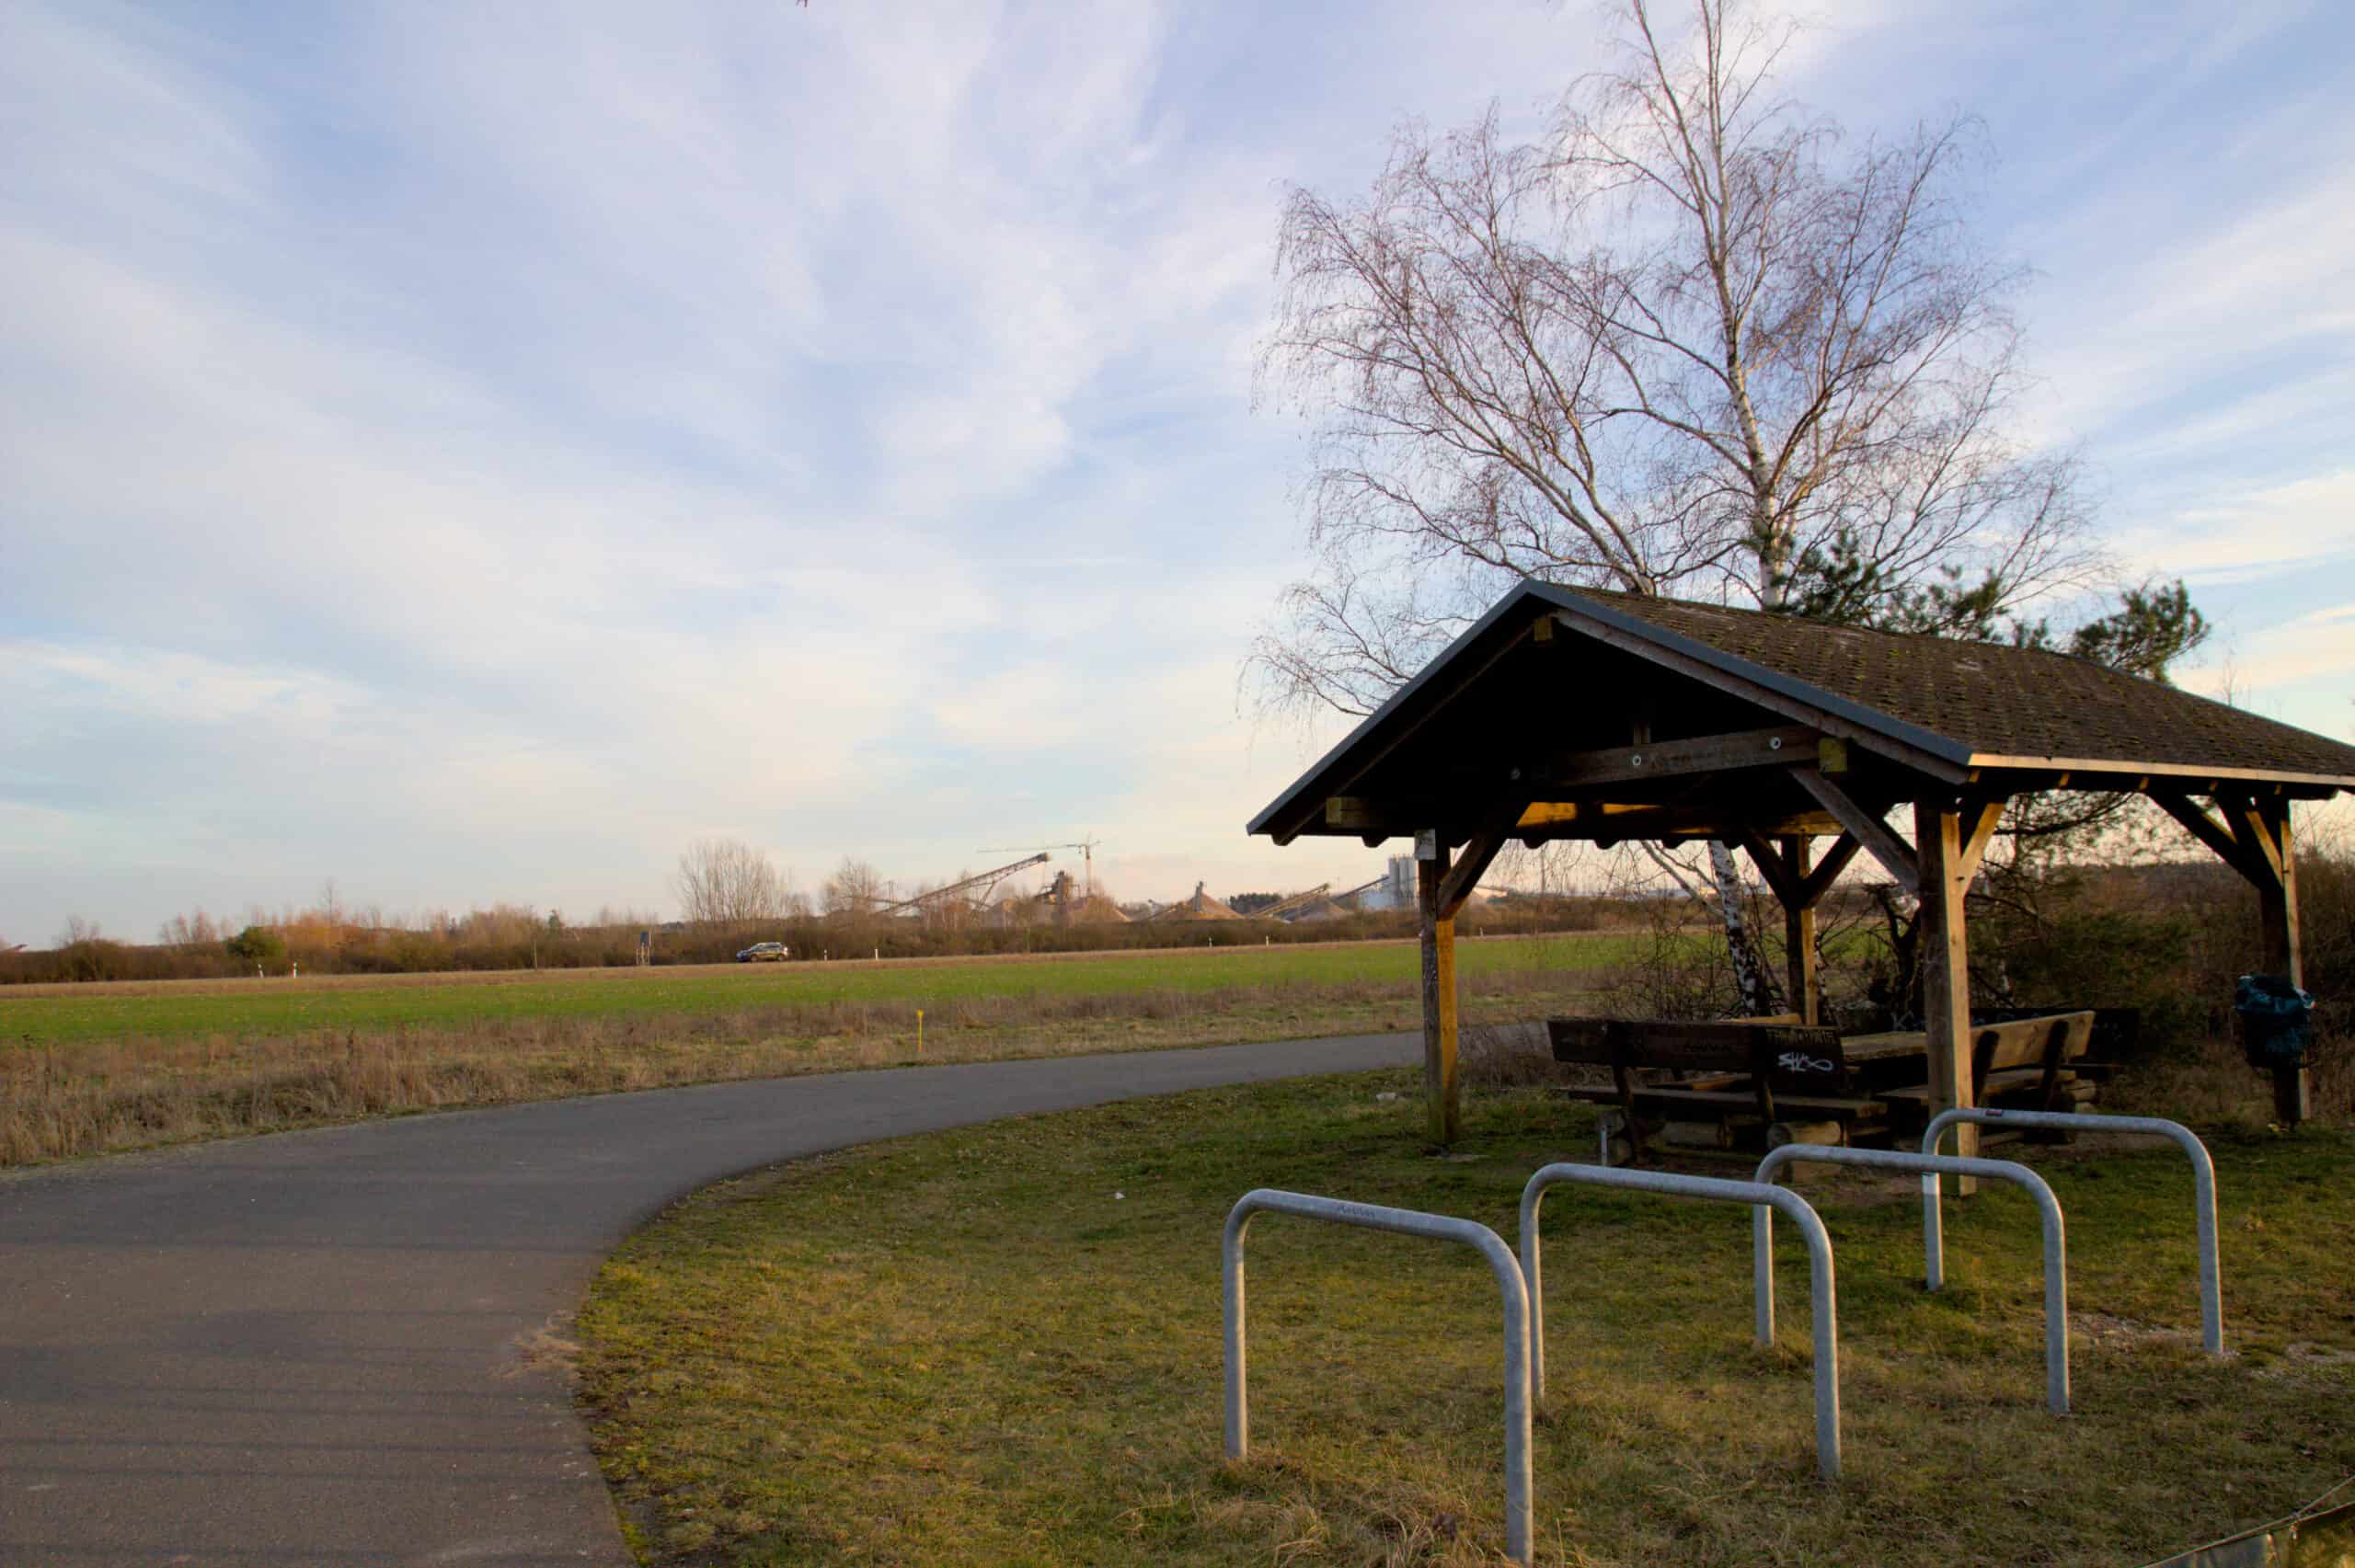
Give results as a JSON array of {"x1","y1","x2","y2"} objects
[{"x1": 0, "y1": 1033, "x2": 1416, "y2": 1565}]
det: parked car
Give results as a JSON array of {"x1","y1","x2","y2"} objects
[{"x1": 735, "y1": 941, "x2": 789, "y2": 963}]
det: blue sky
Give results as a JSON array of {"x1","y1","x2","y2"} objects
[{"x1": 3, "y1": 0, "x2": 2350, "y2": 944}]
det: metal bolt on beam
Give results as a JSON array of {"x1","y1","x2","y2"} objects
[
  {"x1": 1519, "y1": 1162, "x2": 1841, "y2": 1479},
  {"x1": 1223, "y1": 1189, "x2": 1534, "y2": 1564},
  {"x1": 1925, "y1": 1106, "x2": 2222, "y2": 1356},
  {"x1": 1754, "y1": 1144, "x2": 2071, "y2": 1414}
]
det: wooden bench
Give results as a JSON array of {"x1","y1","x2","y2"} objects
[
  {"x1": 1549, "y1": 1016, "x2": 1889, "y2": 1163},
  {"x1": 1877, "y1": 1011, "x2": 2097, "y2": 1127}
]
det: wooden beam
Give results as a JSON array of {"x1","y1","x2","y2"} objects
[
  {"x1": 1955, "y1": 795, "x2": 2008, "y2": 885},
  {"x1": 1532, "y1": 725, "x2": 1821, "y2": 792},
  {"x1": 1734, "y1": 828, "x2": 1857, "y2": 1028},
  {"x1": 2154, "y1": 789, "x2": 2310, "y2": 1127},
  {"x1": 2151, "y1": 790, "x2": 2261, "y2": 881},
  {"x1": 1797, "y1": 833, "x2": 1864, "y2": 907},
  {"x1": 1783, "y1": 837, "x2": 1821, "y2": 1026},
  {"x1": 2222, "y1": 793, "x2": 2285, "y2": 882},
  {"x1": 1417, "y1": 837, "x2": 1460, "y2": 1146},
  {"x1": 1963, "y1": 753, "x2": 2355, "y2": 795},
  {"x1": 1587, "y1": 808, "x2": 1844, "y2": 845},
  {"x1": 2256, "y1": 798, "x2": 2309, "y2": 1126},
  {"x1": 1915, "y1": 800, "x2": 1977, "y2": 1184},
  {"x1": 1436, "y1": 804, "x2": 1523, "y2": 919},
  {"x1": 1791, "y1": 768, "x2": 1919, "y2": 895},
  {"x1": 1735, "y1": 827, "x2": 1799, "y2": 907}
]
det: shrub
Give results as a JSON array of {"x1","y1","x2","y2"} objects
[{"x1": 224, "y1": 926, "x2": 289, "y2": 968}]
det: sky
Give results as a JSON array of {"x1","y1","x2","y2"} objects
[{"x1": 3, "y1": 0, "x2": 2351, "y2": 944}]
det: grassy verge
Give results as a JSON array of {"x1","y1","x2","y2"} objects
[
  {"x1": 577, "y1": 1072, "x2": 2355, "y2": 1566},
  {"x1": 0, "y1": 964, "x2": 1604, "y2": 1165}
]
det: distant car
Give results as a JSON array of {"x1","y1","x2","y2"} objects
[{"x1": 735, "y1": 941, "x2": 789, "y2": 963}]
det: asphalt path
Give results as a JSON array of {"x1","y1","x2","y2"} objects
[{"x1": 0, "y1": 1033, "x2": 1417, "y2": 1566}]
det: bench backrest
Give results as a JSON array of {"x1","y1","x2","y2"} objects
[
  {"x1": 1972, "y1": 1011, "x2": 2096, "y2": 1081},
  {"x1": 1548, "y1": 1018, "x2": 1850, "y2": 1096}
]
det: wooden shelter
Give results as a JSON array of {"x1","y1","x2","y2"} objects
[{"x1": 1249, "y1": 580, "x2": 2355, "y2": 1149}]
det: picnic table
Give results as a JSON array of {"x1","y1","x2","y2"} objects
[{"x1": 1551, "y1": 1012, "x2": 2097, "y2": 1164}]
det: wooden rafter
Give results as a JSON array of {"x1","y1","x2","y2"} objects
[
  {"x1": 1955, "y1": 795, "x2": 2008, "y2": 885},
  {"x1": 1798, "y1": 833, "x2": 1863, "y2": 905},
  {"x1": 1735, "y1": 827, "x2": 1799, "y2": 907},
  {"x1": 1530, "y1": 724, "x2": 1820, "y2": 791},
  {"x1": 1790, "y1": 768, "x2": 1919, "y2": 894},
  {"x1": 2151, "y1": 790, "x2": 2266, "y2": 884},
  {"x1": 2221, "y1": 793, "x2": 2286, "y2": 882},
  {"x1": 1332, "y1": 795, "x2": 1844, "y2": 844},
  {"x1": 1436, "y1": 800, "x2": 1526, "y2": 918}
]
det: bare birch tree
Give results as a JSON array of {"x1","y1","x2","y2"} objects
[
  {"x1": 1257, "y1": 0, "x2": 2102, "y2": 706},
  {"x1": 821, "y1": 857, "x2": 892, "y2": 918},
  {"x1": 1252, "y1": 0, "x2": 2184, "y2": 1012},
  {"x1": 672, "y1": 838, "x2": 793, "y2": 924}
]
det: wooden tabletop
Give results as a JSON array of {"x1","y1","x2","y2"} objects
[{"x1": 1840, "y1": 1031, "x2": 1930, "y2": 1061}]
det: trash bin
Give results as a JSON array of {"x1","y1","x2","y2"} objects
[{"x1": 2234, "y1": 973, "x2": 2315, "y2": 1069}]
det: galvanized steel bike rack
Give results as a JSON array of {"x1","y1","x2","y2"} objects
[
  {"x1": 1752, "y1": 1144, "x2": 2071, "y2": 1414},
  {"x1": 1223, "y1": 1188, "x2": 1534, "y2": 1564},
  {"x1": 1924, "y1": 1106, "x2": 2223, "y2": 1356},
  {"x1": 1518, "y1": 1162, "x2": 1843, "y2": 1479}
]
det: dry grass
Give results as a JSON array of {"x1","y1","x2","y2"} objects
[
  {"x1": 576, "y1": 1070, "x2": 2355, "y2": 1567},
  {"x1": 0, "y1": 969, "x2": 1605, "y2": 1166}
]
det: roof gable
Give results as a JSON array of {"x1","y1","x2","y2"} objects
[{"x1": 1250, "y1": 580, "x2": 2355, "y2": 844}]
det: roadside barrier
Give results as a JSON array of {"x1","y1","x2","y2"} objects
[
  {"x1": 1222, "y1": 1188, "x2": 1534, "y2": 1564},
  {"x1": 1754, "y1": 1144, "x2": 2071, "y2": 1414},
  {"x1": 1924, "y1": 1107, "x2": 2223, "y2": 1356},
  {"x1": 1518, "y1": 1162, "x2": 1842, "y2": 1479}
]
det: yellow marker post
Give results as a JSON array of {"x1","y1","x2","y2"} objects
[{"x1": 915, "y1": 1009, "x2": 924, "y2": 1057}]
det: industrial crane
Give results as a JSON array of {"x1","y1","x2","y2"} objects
[
  {"x1": 872, "y1": 853, "x2": 1051, "y2": 917},
  {"x1": 1248, "y1": 884, "x2": 1332, "y2": 921},
  {"x1": 977, "y1": 838, "x2": 1102, "y2": 898}
]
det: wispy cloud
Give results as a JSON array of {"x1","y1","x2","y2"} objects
[{"x1": 4, "y1": 0, "x2": 2351, "y2": 940}]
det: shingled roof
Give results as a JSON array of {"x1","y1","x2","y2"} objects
[
  {"x1": 1250, "y1": 579, "x2": 2355, "y2": 844},
  {"x1": 1568, "y1": 587, "x2": 2355, "y2": 783}
]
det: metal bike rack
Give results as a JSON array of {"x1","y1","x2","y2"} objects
[
  {"x1": 1518, "y1": 1162, "x2": 1842, "y2": 1479},
  {"x1": 1223, "y1": 1189, "x2": 1534, "y2": 1564},
  {"x1": 1754, "y1": 1144, "x2": 2071, "y2": 1414},
  {"x1": 1925, "y1": 1106, "x2": 2223, "y2": 1356}
]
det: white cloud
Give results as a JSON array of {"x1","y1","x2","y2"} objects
[
  {"x1": 2112, "y1": 471, "x2": 2355, "y2": 587},
  {"x1": 5, "y1": 0, "x2": 2354, "y2": 939},
  {"x1": 2179, "y1": 603, "x2": 2355, "y2": 706}
]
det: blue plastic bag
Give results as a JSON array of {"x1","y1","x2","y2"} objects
[{"x1": 2234, "y1": 973, "x2": 2315, "y2": 1068}]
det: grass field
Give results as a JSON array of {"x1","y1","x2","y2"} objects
[
  {"x1": 576, "y1": 1071, "x2": 2355, "y2": 1566},
  {"x1": 0, "y1": 933, "x2": 1633, "y2": 1048},
  {"x1": 0, "y1": 935, "x2": 1628, "y2": 1164}
]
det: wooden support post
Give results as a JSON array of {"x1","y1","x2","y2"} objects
[
  {"x1": 2164, "y1": 790, "x2": 2311, "y2": 1126},
  {"x1": 2256, "y1": 798, "x2": 2310, "y2": 1126},
  {"x1": 1915, "y1": 800, "x2": 1978, "y2": 1186},
  {"x1": 1418, "y1": 833, "x2": 1460, "y2": 1147},
  {"x1": 1782, "y1": 837, "x2": 1821, "y2": 1027}
]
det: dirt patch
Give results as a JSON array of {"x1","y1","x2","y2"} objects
[
  {"x1": 503, "y1": 1316, "x2": 582, "y2": 1378},
  {"x1": 2071, "y1": 1310, "x2": 2203, "y2": 1356}
]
